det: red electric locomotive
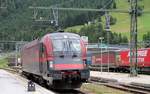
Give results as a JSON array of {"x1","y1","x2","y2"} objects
[{"x1": 21, "y1": 31, "x2": 89, "y2": 89}]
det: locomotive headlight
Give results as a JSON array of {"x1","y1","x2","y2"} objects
[{"x1": 49, "y1": 61, "x2": 53, "y2": 68}]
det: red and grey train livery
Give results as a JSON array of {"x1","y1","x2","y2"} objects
[{"x1": 21, "y1": 31, "x2": 89, "y2": 89}]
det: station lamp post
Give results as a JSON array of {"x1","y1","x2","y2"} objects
[{"x1": 99, "y1": 37, "x2": 104, "y2": 73}]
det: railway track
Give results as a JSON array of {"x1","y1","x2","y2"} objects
[
  {"x1": 89, "y1": 65, "x2": 121, "y2": 73},
  {"x1": 89, "y1": 66, "x2": 110, "y2": 72},
  {"x1": 90, "y1": 76, "x2": 150, "y2": 94},
  {"x1": 5, "y1": 67, "x2": 150, "y2": 94},
  {"x1": 54, "y1": 89, "x2": 86, "y2": 94},
  {"x1": 4, "y1": 68, "x2": 87, "y2": 94}
]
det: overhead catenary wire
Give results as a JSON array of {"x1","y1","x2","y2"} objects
[
  {"x1": 29, "y1": 0, "x2": 127, "y2": 13},
  {"x1": 29, "y1": 7, "x2": 150, "y2": 14},
  {"x1": 29, "y1": 0, "x2": 128, "y2": 29},
  {"x1": 101, "y1": 0, "x2": 113, "y2": 9},
  {"x1": 52, "y1": 0, "x2": 113, "y2": 11},
  {"x1": 29, "y1": 6, "x2": 129, "y2": 13},
  {"x1": 142, "y1": 10, "x2": 150, "y2": 13},
  {"x1": 52, "y1": 0, "x2": 74, "y2": 7}
]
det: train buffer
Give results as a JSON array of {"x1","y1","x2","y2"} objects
[
  {"x1": 0, "y1": 69, "x2": 55, "y2": 94},
  {"x1": 90, "y1": 71, "x2": 150, "y2": 87}
]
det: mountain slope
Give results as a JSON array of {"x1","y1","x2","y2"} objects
[
  {"x1": 110, "y1": 0, "x2": 150, "y2": 41},
  {"x1": 66, "y1": 0, "x2": 150, "y2": 41}
]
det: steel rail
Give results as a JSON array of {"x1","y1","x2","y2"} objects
[{"x1": 90, "y1": 76, "x2": 150, "y2": 94}]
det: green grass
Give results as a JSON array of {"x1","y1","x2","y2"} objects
[
  {"x1": 65, "y1": 25, "x2": 84, "y2": 32},
  {"x1": 110, "y1": 0, "x2": 150, "y2": 41},
  {"x1": 65, "y1": 0, "x2": 150, "y2": 42},
  {"x1": 0, "y1": 58, "x2": 8, "y2": 69},
  {"x1": 81, "y1": 83, "x2": 131, "y2": 94}
]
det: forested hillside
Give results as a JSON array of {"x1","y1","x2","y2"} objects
[
  {"x1": 0, "y1": 0, "x2": 113, "y2": 41},
  {"x1": 1, "y1": 0, "x2": 148, "y2": 44}
]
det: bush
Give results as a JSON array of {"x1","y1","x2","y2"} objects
[
  {"x1": 0, "y1": 58, "x2": 8, "y2": 68},
  {"x1": 110, "y1": 16, "x2": 117, "y2": 25},
  {"x1": 137, "y1": 5, "x2": 144, "y2": 16}
]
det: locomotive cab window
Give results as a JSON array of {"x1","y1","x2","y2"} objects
[{"x1": 52, "y1": 39, "x2": 81, "y2": 53}]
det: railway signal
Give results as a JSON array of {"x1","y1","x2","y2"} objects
[{"x1": 28, "y1": 81, "x2": 36, "y2": 92}]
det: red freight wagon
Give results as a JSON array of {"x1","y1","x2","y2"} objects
[
  {"x1": 119, "y1": 48, "x2": 150, "y2": 71},
  {"x1": 92, "y1": 51, "x2": 116, "y2": 67}
]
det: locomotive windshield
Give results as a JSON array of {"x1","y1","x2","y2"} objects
[{"x1": 52, "y1": 39, "x2": 81, "y2": 52}]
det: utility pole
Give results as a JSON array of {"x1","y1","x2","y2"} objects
[
  {"x1": 130, "y1": 0, "x2": 138, "y2": 77},
  {"x1": 52, "y1": 8, "x2": 59, "y2": 29},
  {"x1": 105, "y1": 12, "x2": 110, "y2": 72}
]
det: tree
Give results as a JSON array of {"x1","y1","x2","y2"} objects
[
  {"x1": 110, "y1": 15, "x2": 117, "y2": 25},
  {"x1": 143, "y1": 31, "x2": 150, "y2": 47},
  {"x1": 122, "y1": 36, "x2": 128, "y2": 43},
  {"x1": 113, "y1": 1, "x2": 117, "y2": 9}
]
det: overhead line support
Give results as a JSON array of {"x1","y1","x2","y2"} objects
[{"x1": 129, "y1": 0, "x2": 138, "y2": 77}]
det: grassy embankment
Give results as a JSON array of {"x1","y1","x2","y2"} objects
[
  {"x1": 0, "y1": 58, "x2": 8, "y2": 69},
  {"x1": 81, "y1": 83, "x2": 131, "y2": 94},
  {"x1": 65, "y1": 0, "x2": 150, "y2": 42}
]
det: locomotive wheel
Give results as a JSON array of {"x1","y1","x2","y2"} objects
[{"x1": 38, "y1": 77, "x2": 44, "y2": 86}]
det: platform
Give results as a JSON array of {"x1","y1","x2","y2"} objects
[
  {"x1": 90, "y1": 71, "x2": 150, "y2": 85},
  {"x1": 0, "y1": 69, "x2": 55, "y2": 94}
]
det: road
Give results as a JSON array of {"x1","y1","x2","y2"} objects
[{"x1": 0, "y1": 69, "x2": 55, "y2": 94}]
